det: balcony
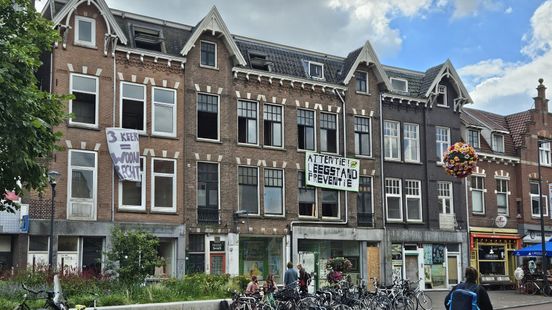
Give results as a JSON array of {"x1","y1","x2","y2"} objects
[
  {"x1": 198, "y1": 207, "x2": 219, "y2": 224},
  {"x1": 357, "y1": 212, "x2": 374, "y2": 227}
]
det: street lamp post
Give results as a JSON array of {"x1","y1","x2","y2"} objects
[
  {"x1": 536, "y1": 141, "x2": 549, "y2": 292},
  {"x1": 47, "y1": 170, "x2": 60, "y2": 274}
]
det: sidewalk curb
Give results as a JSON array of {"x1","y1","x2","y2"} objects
[{"x1": 497, "y1": 300, "x2": 552, "y2": 309}]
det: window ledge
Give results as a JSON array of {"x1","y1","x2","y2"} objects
[
  {"x1": 117, "y1": 208, "x2": 147, "y2": 214},
  {"x1": 67, "y1": 123, "x2": 100, "y2": 131},
  {"x1": 355, "y1": 155, "x2": 374, "y2": 160},
  {"x1": 262, "y1": 145, "x2": 286, "y2": 151},
  {"x1": 321, "y1": 151, "x2": 340, "y2": 156},
  {"x1": 264, "y1": 214, "x2": 285, "y2": 218},
  {"x1": 297, "y1": 148, "x2": 316, "y2": 153},
  {"x1": 472, "y1": 212, "x2": 486, "y2": 216},
  {"x1": 321, "y1": 217, "x2": 343, "y2": 221},
  {"x1": 384, "y1": 158, "x2": 402, "y2": 163},
  {"x1": 199, "y1": 64, "x2": 219, "y2": 71},
  {"x1": 237, "y1": 143, "x2": 261, "y2": 149},
  {"x1": 196, "y1": 138, "x2": 222, "y2": 144},
  {"x1": 386, "y1": 219, "x2": 404, "y2": 223},
  {"x1": 355, "y1": 91, "x2": 371, "y2": 96},
  {"x1": 150, "y1": 209, "x2": 178, "y2": 215},
  {"x1": 151, "y1": 134, "x2": 179, "y2": 140},
  {"x1": 406, "y1": 220, "x2": 424, "y2": 224},
  {"x1": 298, "y1": 216, "x2": 318, "y2": 220},
  {"x1": 404, "y1": 161, "x2": 423, "y2": 165},
  {"x1": 74, "y1": 42, "x2": 98, "y2": 50}
]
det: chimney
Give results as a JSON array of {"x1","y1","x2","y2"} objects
[{"x1": 534, "y1": 78, "x2": 549, "y2": 113}]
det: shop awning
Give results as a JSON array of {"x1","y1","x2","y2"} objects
[
  {"x1": 513, "y1": 241, "x2": 552, "y2": 257},
  {"x1": 522, "y1": 235, "x2": 552, "y2": 243}
]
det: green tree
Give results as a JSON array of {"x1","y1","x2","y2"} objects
[
  {"x1": 106, "y1": 227, "x2": 163, "y2": 285},
  {"x1": 0, "y1": 0, "x2": 67, "y2": 212}
]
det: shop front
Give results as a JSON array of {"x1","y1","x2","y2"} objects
[
  {"x1": 469, "y1": 231, "x2": 520, "y2": 286},
  {"x1": 518, "y1": 227, "x2": 552, "y2": 271},
  {"x1": 239, "y1": 236, "x2": 285, "y2": 282}
]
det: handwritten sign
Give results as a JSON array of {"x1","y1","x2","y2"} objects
[
  {"x1": 305, "y1": 152, "x2": 359, "y2": 192},
  {"x1": 106, "y1": 128, "x2": 141, "y2": 182}
]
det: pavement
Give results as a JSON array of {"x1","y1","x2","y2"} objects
[{"x1": 425, "y1": 289, "x2": 552, "y2": 309}]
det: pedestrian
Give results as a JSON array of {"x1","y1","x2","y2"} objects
[
  {"x1": 263, "y1": 273, "x2": 278, "y2": 307},
  {"x1": 297, "y1": 263, "x2": 311, "y2": 295},
  {"x1": 245, "y1": 275, "x2": 260, "y2": 296},
  {"x1": 284, "y1": 261, "x2": 298, "y2": 286},
  {"x1": 445, "y1": 266, "x2": 493, "y2": 310}
]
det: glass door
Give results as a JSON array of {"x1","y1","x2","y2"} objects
[
  {"x1": 210, "y1": 253, "x2": 225, "y2": 275},
  {"x1": 447, "y1": 254, "x2": 460, "y2": 286}
]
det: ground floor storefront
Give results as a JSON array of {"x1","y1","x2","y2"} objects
[
  {"x1": 387, "y1": 229, "x2": 468, "y2": 290},
  {"x1": 26, "y1": 220, "x2": 186, "y2": 277},
  {"x1": 469, "y1": 228, "x2": 520, "y2": 286},
  {"x1": 518, "y1": 224, "x2": 552, "y2": 272}
]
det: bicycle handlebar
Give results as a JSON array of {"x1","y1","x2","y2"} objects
[{"x1": 22, "y1": 283, "x2": 46, "y2": 295}]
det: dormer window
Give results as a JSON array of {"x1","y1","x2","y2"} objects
[
  {"x1": 492, "y1": 133, "x2": 504, "y2": 153},
  {"x1": 74, "y1": 16, "x2": 96, "y2": 47},
  {"x1": 308, "y1": 61, "x2": 324, "y2": 79},
  {"x1": 436, "y1": 85, "x2": 448, "y2": 107},
  {"x1": 133, "y1": 26, "x2": 164, "y2": 52},
  {"x1": 467, "y1": 129, "x2": 480, "y2": 148},
  {"x1": 355, "y1": 71, "x2": 368, "y2": 93},
  {"x1": 390, "y1": 78, "x2": 408, "y2": 92},
  {"x1": 201, "y1": 41, "x2": 217, "y2": 68},
  {"x1": 248, "y1": 51, "x2": 272, "y2": 71}
]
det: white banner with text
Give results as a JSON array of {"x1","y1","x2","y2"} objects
[
  {"x1": 305, "y1": 152, "x2": 360, "y2": 192},
  {"x1": 106, "y1": 128, "x2": 141, "y2": 182}
]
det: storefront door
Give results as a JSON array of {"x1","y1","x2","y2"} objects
[
  {"x1": 405, "y1": 254, "x2": 419, "y2": 282},
  {"x1": 447, "y1": 254, "x2": 460, "y2": 286},
  {"x1": 210, "y1": 253, "x2": 226, "y2": 274}
]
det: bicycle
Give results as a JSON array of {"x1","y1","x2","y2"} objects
[
  {"x1": 14, "y1": 283, "x2": 68, "y2": 310},
  {"x1": 522, "y1": 276, "x2": 552, "y2": 296}
]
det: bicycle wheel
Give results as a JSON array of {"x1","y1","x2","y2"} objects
[
  {"x1": 417, "y1": 291, "x2": 432, "y2": 310},
  {"x1": 542, "y1": 284, "x2": 552, "y2": 297},
  {"x1": 371, "y1": 295, "x2": 393, "y2": 310},
  {"x1": 394, "y1": 296, "x2": 416, "y2": 310},
  {"x1": 525, "y1": 281, "x2": 539, "y2": 295}
]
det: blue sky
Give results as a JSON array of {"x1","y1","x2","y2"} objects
[{"x1": 37, "y1": 0, "x2": 552, "y2": 115}]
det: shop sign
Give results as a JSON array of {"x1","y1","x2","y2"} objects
[
  {"x1": 105, "y1": 128, "x2": 141, "y2": 182},
  {"x1": 439, "y1": 213, "x2": 455, "y2": 231},
  {"x1": 495, "y1": 215, "x2": 507, "y2": 228},
  {"x1": 305, "y1": 152, "x2": 360, "y2": 192},
  {"x1": 210, "y1": 241, "x2": 225, "y2": 252}
]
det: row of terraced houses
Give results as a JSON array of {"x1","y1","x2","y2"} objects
[{"x1": 1, "y1": 0, "x2": 552, "y2": 290}]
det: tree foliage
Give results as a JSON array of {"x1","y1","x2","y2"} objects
[
  {"x1": 106, "y1": 227, "x2": 163, "y2": 285},
  {"x1": 0, "y1": 0, "x2": 68, "y2": 212}
]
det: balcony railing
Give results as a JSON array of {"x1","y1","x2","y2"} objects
[
  {"x1": 357, "y1": 212, "x2": 374, "y2": 227},
  {"x1": 198, "y1": 207, "x2": 219, "y2": 224}
]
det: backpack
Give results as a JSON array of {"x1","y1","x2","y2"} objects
[{"x1": 448, "y1": 284, "x2": 480, "y2": 310}]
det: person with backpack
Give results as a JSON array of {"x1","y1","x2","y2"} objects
[
  {"x1": 297, "y1": 264, "x2": 311, "y2": 295},
  {"x1": 444, "y1": 267, "x2": 493, "y2": 310}
]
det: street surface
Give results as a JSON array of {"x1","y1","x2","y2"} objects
[{"x1": 425, "y1": 289, "x2": 552, "y2": 309}]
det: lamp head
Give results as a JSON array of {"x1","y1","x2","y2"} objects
[{"x1": 47, "y1": 170, "x2": 61, "y2": 185}]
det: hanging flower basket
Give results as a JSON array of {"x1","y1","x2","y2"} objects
[
  {"x1": 442, "y1": 142, "x2": 479, "y2": 178},
  {"x1": 326, "y1": 257, "x2": 352, "y2": 273}
]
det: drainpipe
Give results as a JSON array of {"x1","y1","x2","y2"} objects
[
  {"x1": 379, "y1": 93, "x2": 388, "y2": 285},
  {"x1": 288, "y1": 88, "x2": 349, "y2": 261},
  {"x1": 465, "y1": 175, "x2": 470, "y2": 268},
  {"x1": 111, "y1": 37, "x2": 119, "y2": 222}
]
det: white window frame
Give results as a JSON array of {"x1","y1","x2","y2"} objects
[
  {"x1": 355, "y1": 70, "x2": 369, "y2": 94},
  {"x1": 151, "y1": 158, "x2": 177, "y2": 213},
  {"x1": 403, "y1": 123, "x2": 420, "y2": 163},
  {"x1": 237, "y1": 166, "x2": 260, "y2": 216},
  {"x1": 118, "y1": 156, "x2": 146, "y2": 211},
  {"x1": 436, "y1": 85, "x2": 448, "y2": 107},
  {"x1": 197, "y1": 92, "x2": 220, "y2": 142},
  {"x1": 321, "y1": 189, "x2": 340, "y2": 219},
  {"x1": 436, "y1": 126, "x2": 451, "y2": 162},
  {"x1": 237, "y1": 100, "x2": 259, "y2": 146},
  {"x1": 438, "y1": 181, "x2": 454, "y2": 214},
  {"x1": 495, "y1": 178, "x2": 509, "y2": 216},
  {"x1": 405, "y1": 179, "x2": 422, "y2": 222},
  {"x1": 539, "y1": 141, "x2": 551, "y2": 166},
  {"x1": 390, "y1": 77, "x2": 408, "y2": 92},
  {"x1": 354, "y1": 116, "x2": 372, "y2": 157},
  {"x1": 530, "y1": 181, "x2": 549, "y2": 217},
  {"x1": 74, "y1": 15, "x2": 96, "y2": 47},
  {"x1": 151, "y1": 87, "x2": 177, "y2": 138},
  {"x1": 120, "y1": 82, "x2": 147, "y2": 134},
  {"x1": 470, "y1": 176, "x2": 485, "y2": 214},
  {"x1": 385, "y1": 178, "x2": 403, "y2": 222},
  {"x1": 467, "y1": 129, "x2": 480, "y2": 148},
  {"x1": 308, "y1": 61, "x2": 324, "y2": 80},
  {"x1": 320, "y1": 112, "x2": 339, "y2": 154},
  {"x1": 492, "y1": 133, "x2": 505, "y2": 153},
  {"x1": 384, "y1": 120, "x2": 401, "y2": 161},
  {"x1": 263, "y1": 103, "x2": 284, "y2": 149},
  {"x1": 67, "y1": 149, "x2": 97, "y2": 220},
  {"x1": 263, "y1": 168, "x2": 285, "y2": 217},
  {"x1": 200, "y1": 40, "x2": 218, "y2": 69},
  {"x1": 69, "y1": 73, "x2": 99, "y2": 128}
]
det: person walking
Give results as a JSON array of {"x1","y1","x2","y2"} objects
[
  {"x1": 263, "y1": 273, "x2": 278, "y2": 308},
  {"x1": 297, "y1": 264, "x2": 311, "y2": 295},
  {"x1": 245, "y1": 275, "x2": 260, "y2": 296},
  {"x1": 444, "y1": 266, "x2": 493, "y2": 310},
  {"x1": 284, "y1": 261, "x2": 298, "y2": 286}
]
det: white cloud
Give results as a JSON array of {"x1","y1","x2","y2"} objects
[
  {"x1": 450, "y1": 0, "x2": 502, "y2": 19},
  {"x1": 461, "y1": 0, "x2": 552, "y2": 114},
  {"x1": 505, "y1": 7, "x2": 513, "y2": 14}
]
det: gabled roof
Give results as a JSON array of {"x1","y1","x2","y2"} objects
[
  {"x1": 50, "y1": 0, "x2": 128, "y2": 45},
  {"x1": 462, "y1": 107, "x2": 517, "y2": 156},
  {"x1": 180, "y1": 6, "x2": 246, "y2": 66},
  {"x1": 463, "y1": 108, "x2": 509, "y2": 132},
  {"x1": 423, "y1": 59, "x2": 472, "y2": 103},
  {"x1": 384, "y1": 65, "x2": 425, "y2": 97},
  {"x1": 339, "y1": 41, "x2": 391, "y2": 90},
  {"x1": 505, "y1": 111, "x2": 533, "y2": 148}
]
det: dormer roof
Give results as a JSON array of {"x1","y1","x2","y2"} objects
[{"x1": 339, "y1": 41, "x2": 392, "y2": 90}]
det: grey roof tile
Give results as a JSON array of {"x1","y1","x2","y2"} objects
[{"x1": 419, "y1": 64, "x2": 444, "y2": 95}]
